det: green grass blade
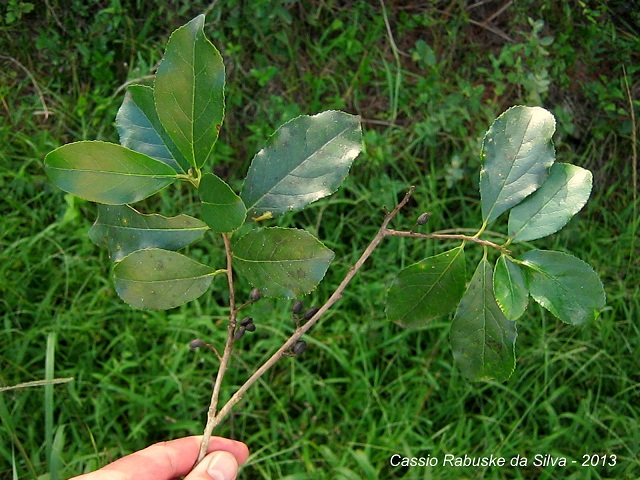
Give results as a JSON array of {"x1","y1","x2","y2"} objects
[{"x1": 45, "y1": 332, "x2": 56, "y2": 480}]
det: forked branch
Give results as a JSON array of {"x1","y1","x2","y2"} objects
[
  {"x1": 195, "y1": 186, "x2": 416, "y2": 463},
  {"x1": 196, "y1": 186, "x2": 516, "y2": 464},
  {"x1": 196, "y1": 234, "x2": 239, "y2": 463}
]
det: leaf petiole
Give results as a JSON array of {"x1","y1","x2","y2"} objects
[{"x1": 177, "y1": 167, "x2": 202, "y2": 188}]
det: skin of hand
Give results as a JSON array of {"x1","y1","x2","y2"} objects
[{"x1": 69, "y1": 435, "x2": 250, "y2": 480}]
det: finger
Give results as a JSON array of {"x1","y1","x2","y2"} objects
[
  {"x1": 184, "y1": 450, "x2": 239, "y2": 480},
  {"x1": 70, "y1": 436, "x2": 249, "y2": 480}
]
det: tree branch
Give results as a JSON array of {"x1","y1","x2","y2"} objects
[
  {"x1": 199, "y1": 187, "x2": 417, "y2": 438},
  {"x1": 384, "y1": 229, "x2": 510, "y2": 254},
  {"x1": 196, "y1": 233, "x2": 239, "y2": 464},
  {"x1": 193, "y1": 186, "x2": 514, "y2": 466}
]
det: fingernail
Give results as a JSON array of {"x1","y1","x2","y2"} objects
[{"x1": 207, "y1": 451, "x2": 238, "y2": 480}]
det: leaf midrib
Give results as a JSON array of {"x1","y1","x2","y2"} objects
[
  {"x1": 47, "y1": 166, "x2": 176, "y2": 177},
  {"x1": 484, "y1": 113, "x2": 533, "y2": 221},
  {"x1": 101, "y1": 224, "x2": 207, "y2": 233},
  {"x1": 511, "y1": 167, "x2": 573, "y2": 239}
]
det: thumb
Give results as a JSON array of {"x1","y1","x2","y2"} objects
[{"x1": 184, "y1": 450, "x2": 240, "y2": 480}]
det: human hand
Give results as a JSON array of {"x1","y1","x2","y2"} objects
[{"x1": 70, "y1": 435, "x2": 249, "y2": 480}]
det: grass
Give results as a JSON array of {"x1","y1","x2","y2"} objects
[{"x1": 1, "y1": 0, "x2": 639, "y2": 478}]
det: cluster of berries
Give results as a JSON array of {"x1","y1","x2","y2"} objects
[
  {"x1": 189, "y1": 288, "x2": 320, "y2": 356},
  {"x1": 233, "y1": 288, "x2": 261, "y2": 340},
  {"x1": 288, "y1": 300, "x2": 320, "y2": 356}
]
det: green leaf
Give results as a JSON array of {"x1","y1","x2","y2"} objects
[
  {"x1": 113, "y1": 248, "x2": 221, "y2": 310},
  {"x1": 116, "y1": 85, "x2": 189, "y2": 173},
  {"x1": 240, "y1": 111, "x2": 362, "y2": 219},
  {"x1": 519, "y1": 250, "x2": 605, "y2": 325},
  {"x1": 199, "y1": 173, "x2": 246, "y2": 233},
  {"x1": 450, "y1": 258, "x2": 517, "y2": 381},
  {"x1": 480, "y1": 106, "x2": 556, "y2": 223},
  {"x1": 44, "y1": 141, "x2": 178, "y2": 205},
  {"x1": 385, "y1": 246, "x2": 466, "y2": 328},
  {"x1": 232, "y1": 227, "x2": 335, "y2": 298},
  {"x1": 508, "y1": 163, "x2": 593, "y2": 242},
  {"x1": 155, "y1": 14, "x2": 225, "y2": 168},
  {"x1": 493, "y1": 255, "x2": 528, "y2": 321},
  {"x1": 88, "y1": 204, "x2": 208, "y2": 262}
]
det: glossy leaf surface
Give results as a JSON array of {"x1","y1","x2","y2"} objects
[
  {"x1": 199, "y1": 173, "x2": 246, "y2": 233},
  {"x1": 240, "y1": 111, "x2": 362, "y2": 219},
  {"x1": 233, "y1": 227, "x2": 334, "y2": 298},
  {"x1": 89, "y1": 204, "x2": 208, "y2": 262},
  {"x1": 44, "y1": 141, "x2": 177, "y2": 205},
  {"x1": 480, "y1": 106, "x2": 556, "y2": 223},
  {"x1": 155, "y1": 14, "x2": 225, "y2": 168},
  {"x1": 520, "y1": 250, "x2": 605, "y2": 325},
  {"x1": 493, "y1": 255, "x2": 528, "y2": 321},
  {"x1": 114, "y1": 248, "x2": 220, "y2": 310},
  {"x1": 386, "y1": 246, "x2": 466, "y2": 328},
  {"x1": 116, "y1": 85, "x2": 189, "y2": 173},
  {"x1": 508, "y1": 163, "x2": 592, "y2": 242},
  {"x1": 450, "y1": 258, "x2": 517, "y2": 381}
]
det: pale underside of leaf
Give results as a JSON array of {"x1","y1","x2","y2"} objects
[
  {"x1": 89, "y1": 204, "x2": 208, "y2": 261},
  {"x1": 116, "y1": 84, "x2": 188, "y2": 173}
]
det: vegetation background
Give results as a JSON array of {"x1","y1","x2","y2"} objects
[{"x1": 1, "y1": 0, "x2": 638, "y2": 478}]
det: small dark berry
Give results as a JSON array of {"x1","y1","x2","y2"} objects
[
  {"x1": 292, "y1": 340, "x2": 307, "y2": 355},
  {"x1": 292, "y1": 300, "x2": 304, "y2": 315},
  {"x1": 417, "y1": 212, "x2": 431, "y2": 225},
  {"x1": 189, "y1": 338, "x2": 207, "y2": 349},
  {"x1": 249, "y1": 288, "x2": 262, "y2": 302},
  {"x1": 244, "y1": 322, "x2": 256, "y2": 332},
  {"x1": 303, "y1": 306, "x2": 320, "y2": 320},
  {"x1": 240, "y1": 317, "x2": 253, "y2": 327},
  {"x1": 233, "y1": 326, "x2": 246, "y2": 340}
]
